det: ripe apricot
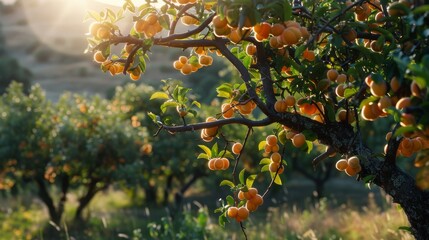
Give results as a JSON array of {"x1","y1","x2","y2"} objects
[
  {"x1": 302, "y1": 49, "x2": 315, "y2": 61},
  {"x1": 208, "y1": 159, "x2": 216, "y2": 170},
  {"x1": 199, "y1": 55, "x2": 213, "y2": 66},
  {"x1": 281, "y1": 28, "x2": 299, "y2": 45},
  {"x1": 251, "y1": 194, "x2": 264, "y2": 206},
  {"x1": 300, "y1": 27, "x2": 310, "y2": 39},
  {"x1": 232, "y1": 142, "x2": 243, "y2": 154},
  {"x1": 89, "y1": 22, "x2": 102, "y2": 37},
  {"x1": 335, "y1": 159, "x2": 349, "y2": 171},
  {"x1": 238, "y1": 191, "x2": 245, "y2": 200},
  {"x1": 246, "y1": 201, "x2": 258, "y2": 212},
  {"x1": 274, "y1": 100, "x2": 287, "y2": 113},
  {"x1": 347, "y1": 156, "x2": 360, "y2": 169},
  {"x1": 400, "y1": 113, "x2": 415, "y2": 126},
  {"x1": 227, "y1": 207, "x2": 238, "y2": 218},
  {"x1": 370, "y1": 80, "x2": 387, "y2": 97},
  {"x1": 93, "y1": 51, "x2": 106, "y2": 63},
  {"x1": 345, "y1": 165, "x2": 358, "y2": 176},
  {"x1": 236, "y1": 207, "x2": 249, "y2": 221},
  {"x1": 221, "y1": 103, "x2": 234, "y2": 119},
  {"x1": 269, "y1": 162, "x2": 280, "y2": 172},
  {"x1": 212, "y1": 15, "x2": 228, "y2": 28},
  {"x1": 411, "y1": 81, "x2": 424, "y2": 98},
  {"x1": 180, "y1": 63, "x2": 192, "y2": 75},
  {"x1": 129, "y1": 72, "x2": 141, "y2": 81},
  {"x1": 213, "y1": 158, "x2": 224, "y2": 170},
  {"x1": 221, "y1": 157, "x2": 230, "y2": 170},
  {"x1": 96, "y1": 26, "x2": 111, "y2": 40},
  {"x1": 336, "y1": 74, "x2": 347, "y2": 84},
  {"x1": 395, "y1": 97, "x2": 411, "y2": 110},
  {"x1": 299, "y1": 102, "x2": 317, "y2": 115},
  {"x1": 390, "y1": 76, "x2": 401, "y2": 92},
  {"x1": 266, "y1": 135, "x2": 278, "y2": 146},
  {"x1": 270, "y1": 152, "x2": 281, "y2": 163},
  {"x1": 246, "y1": 44, "x2": 257, "y2": 56},
  {"x1": 327, "y1": 69, "x2": 339, "y2": 81},
  {"x1": 342, "y1": 28, "x2": 357, "y2": 42},
  {"x1": 244, "y1": 188, "x2": 258, "y2": 200},
  {"x1": 134, "y1": 19, "x2": 149, "y2": 33},
  {"x1": 284, "y1": 95, "x2": 296, "y2": 107},
  {"x1": 271, "y1": 144, "x2": 280, "y2": 152},
  {"x1": 271, "y1": 23, "x2": 285, "y2": 36},
  {"x1": 173, "y1": 60, "x2": 183, "y2": 70},
  {"x1": 292, "y1": 133, "x2": 306, "y2": 148},
  {"x1": 253, "y1": 22, "x2": 271, "y2": 39},
  {"x1": 181, "y1": 15, "x2": 199, "y2": 25},
  {"x1": 179, "y1": 56, "x2": 188, "y2": 64}
]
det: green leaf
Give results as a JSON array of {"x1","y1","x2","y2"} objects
[
  {"x1": 283, "y1": 0, "x2": 292, "y2": 21},
  {"x1": 306, "y1": 140, "x2": 313, "y2": 154},
  {"x1": 197, "y1": 153, "x2": 209, "y2": 160},
  {"x1": 199, "y1": 145, "x2": 212, "y2": 158},
  {"x1": 258, "y1": 140, "x2": 267, "y2": 151},
  {"x1": 226, "y1": 195, "x2": 235, "y2": 206},
  {"x1": 218, "y1": 214, "x2": 227, "y2": 227},
  {"x1": 259, "y1": 158, "x2": 271, "y2": 165},
  {"x1": 239, "y1": 169, "x2": 245, "y2": 185},
  {"x1": 385, "y1": 107, "x2": 401, "y2": 122},
  {"x1": 220, "y1": 180, "x2": 235, "y2": 188},
  {"x1": 246, "y1": 174, "x2": 257, "y2": 188},
  {"x1": 261, "y1": 164, "x2": 269, "y2": 172},
  {"x1": 270, "y1": 171, "x2": 282, "y2": 185},
  {"x1": 158, "y1": 14, "x2": 171, "y2": 30},
  {"x1": 192, "y1": 101, "x2": 201, "y2": 108},
  {"x1": 294, "y1": 45, "x2": 306, "y2": 59},
  {"x1": 147, "y1": 112, "x2": 157, "y2": 123},
  {"x1": 413, "y1": 5, "x2": 429, "y2": 14},
  {"x1": 212, "y1": 142, "x2": 219, "y2": 157},
  {"x1": 344, "y1": 87, "x2": 358, "y2": 98},
  {"x1": 398, "y1": 226, "x2": 412, "y2": 233},
  {"x1": 394, "y1": 126, "x2": 418, "y2": 137},
  {"x1": 150, "y1": 92, "x2": 169, "y2": 100},
  {"x1": 359, "y1": 95, "x2": 378, "y2": 109},
  {"x1": 160, "y1": 100, "x2": 178, "y2": 113}
]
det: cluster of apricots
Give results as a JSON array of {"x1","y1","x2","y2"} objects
[
  {"x1": 282, "y1": 128, "x2": 307, "y2": 148},
  {"x1": 133, "y1": 13, "x2": 163, "y2": 38},
  {"x1": 228, "y1": 187, "x2": 264, "y2": 222},
  {"x1": 263, "y1": 135, "x2": 284, "y2": 174},
  {"x1": 201, "y1": 117, "x2": 218, "y2": 142},
  {"x1": 207, "y1": 157, "x2": 230, "y2": 171},
  {"x1": 89, "y1": 22, "x2": 111, "y2": 40},
  {"x1": 361, "y1": 74, "x2": 425, "y2": 127},
  {"x1": 131, "y1": 115, "x2": 141, "y2": 128},
  {"x1": 335, "y1": 155, "x2": 362, "y2": 176},
  {"x1": 273, "y1": 96, "x2": 296, "y2": 113},
  {"x1": 220, "y1": 100, "x2": 257, "y2": 118},
  {"x1": 173, "y1": 54, "x2": 213, "y2": 75},
  {"x1": 385, "y1": 132, "x2": 429, "y2": 158}
]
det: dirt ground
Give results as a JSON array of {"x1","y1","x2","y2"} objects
[{"x1": 1, "y1": 0, "x2": 183, "y2": 100}]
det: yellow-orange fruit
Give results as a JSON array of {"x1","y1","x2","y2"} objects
[
  {"x1": 180, "y1": 63, "x2": 192, "y2": 75},
  {"x1": 89, "y1": 22, "x2": 102, "y2": 37},
  {"x1": 212, "y1": 15, "x2": 228, "y2": 28},
  {"x1": 281, "y1": 28, "x2": 299, "y2": 45},
  {"x1": 345, "y1": 165, "x2": 358, "y2": 176},
  {"x1": 246, "y1": 201, "x2": 258, "y2": 212},
  {"x1": 361, "y1": 103, "x2": 378, "y2": 121},
  {"x1": 173, "y1": 60, "x2": 184, "y2": 70},
  {"x1": 134, "y1": 19, "x2": 149, "y2": 33},
  {"x1": 214, "y1": 158, "x2": 224, "y2": 170},
  {"x1": 221, "y1": 103, "x2": 234, "y2": 119},
  {"x1": 284, "y1": 95, "x2": 296, "y2": 107},
  {"x1": 390, "y1": 76, "x2": 401, "y2": 92},
  {"x1": 208, "y1": 159, "x2": 216, "y2": 170},
  {"x1": 370, "y1": 81, "x2": 387, "y2": 97},
  {"x1": 400, "y1": 113, "x2": 415, "y2": 126},
  {"x1": 266, "y1": 135, "x2": 278, "y2": 146},
  {"x1": 93, "y1": 51, "x2": 106, "y2": 63},
  {"x1": 271, "y1": 144, "x2": 280, "y2": 152},
  {"x1": 336, "y1": 74, "x2": 347, "y2": 84},
  {"x1": 251, "y1": 194, "x2": 264, "y2": 206},
  {"x1": 396, "y1": 97, "x2": 411, "y2": 110},
  {"x1": 221, "y1": 157, "x2": 230, "y2": 170},
  {"x1": 236, "y1": 207, "x2": 249, "y2": 221},
  {"x1": 179, "y1": 56, "x2": 188, "y2": 64},
  {"x1": 270, "y1": 152, "x2": 281, "y2": 163},
  {"x1": 378, "y1": 96, "x2": 392, "y2": 112},
  {"x1": 347, "y1": 156, "x2": 360, "y2": 169},
  {"x1": 269, "y1": 162, "x2": 280, "y2": 172},
  {"x1": 300, "y1": 27, "x2": 310, "y2": 39},
  {"x1": 238, "y1": 191, "x2": 245, "y2": 200},
  {"x1": 246, "y1": 44, "x2": 257, "y2": 55},
  {"x1": 244, "y1": 188, "x2": 258, "y2": 200},
  {"x1": 274, "y1": 100, "x2": 288, "y2": 113},
  {"x1": 411, "y1": 81, "x2": 424, "y2": 98},
  {"x1": 327, "y1": 69, "x2": 339, "y2": 81},
  {"x1": 335, "y1": 159, "x2": 349, "y2": 171},
  {"x1": 292, "y1": 133, "x2": 306, "y2": 148},
  {"x1": 271, "y1": 23, "x2": 285, "y2": 36},
  {"x1": 232, "y1": 142, "x2": 243, "y2": 154},
  {"x1": 227, "y1": 207, "x2": 238, "y2": 218},
  {"x1": 181, "y1": 15, "x2": 199, "y2": 25}
]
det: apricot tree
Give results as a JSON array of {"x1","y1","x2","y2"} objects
[{"x1": 87, "y1": 0, "x2": 429, "y2": 238}]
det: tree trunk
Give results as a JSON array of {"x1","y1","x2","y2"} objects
[
  {"x1": 35, "y1": 176, "x2": 61, "y2": 225},
  {"x1": 144, "y1": 185, "x2": 157, "y2": 204},
  {"x1": 74, "y1": 179, "x2": 105, "y2": 222}
]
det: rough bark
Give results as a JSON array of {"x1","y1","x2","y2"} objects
[
  {"x1": 74, "y1": 179, "x2": 105, "y2": 221},
  {"x1": 35, "y1": 176, "x2": 61, "y2": 225}
]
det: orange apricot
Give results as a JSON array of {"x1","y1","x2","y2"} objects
[
  {"x1": 244, "y1": 188, "x2": 258, "y2": 200},
  {"x1": 347, "y1": 156, "x2": 360, "y2": 169},
  {"x1": 269, "y1": 162, "x2": 280, "y2": 172},
  {"x1": 335, "y1": 159, "x2": 349, "y2": 171},
  {"x1": 270, "y1": 152, "x2": 282, "y2": 163},
  {"x1": 93, "y1": 51, "x2": 106, "y2": 63},
  {"x1": 378, "y1": 96, "x2": 392, "y2": 112},
  {"x1": 232, "y1": 142, "x2": 243, "y2": 154},
  {"x1": 292, "y1": 133, "x2": 306, "y2": 148},
  {"x1": 327, "y1": 69, "x2": 339, "y2": 81},
  {"x1": 227, "y1": 207, "x2": 239, "y2": 218},
  {"x1": 246, "y1": 44, "x2": 257, "y2": 56},
  {"x1": 246, "y1": 201, "x2": 258, "y2": 212},
  {"x1": 395, "y1": 97, "x2": 411, "y2": 110},
  {"x1": 390, "y1": 76, "x2": 401, "y2": 92},
  {"x1": 212, "y1": 15, "x2": 228, "y2": 28},
  {"x1": 266, "y1": 135, "x2": 278, "y2": 146},
  {"x1": 180, "y1": 63, "x2": 192, "y2": 75},
  {"x1": 271, "y1": 23, "x2": 285, "y2": 36},
  {"x1": 221, "y1": 103, "x2": 234, "y2": 119},
  {"x1": 345, "y1": 165, "x2": 358, "y2": 176},
  {"x1": 208, "y1": 159, "x2": 216, "y2": 170},
  {"x1": 238, "y1": 191, "x2": 245, "y2": 200},
  {"x1": 236, "y1": 207, "x2": 249, "y2": 221},
  {"x1": 173, "y1": 60, "x2": 184, "y2": 70},
  {"x1": 370, "y1": 81, "x2": 387, "y2": 97},
  {"x1": 274, "y1": 100, "x2": 288, "y2": 113},
  {"x1": 284, "y1": 95, "x2": 296, "y2": 107}
]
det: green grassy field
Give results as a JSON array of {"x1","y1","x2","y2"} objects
[{"x1": 0, "y1": 179, "x2": 414, "y2": 240}]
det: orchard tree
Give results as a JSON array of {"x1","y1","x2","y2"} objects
[
  {"x1": 0, "y1": 82, "x2": 146, "y2": 224},
  {"x1": 87, "y1": 0, "x2": 429, "y2": 238}
]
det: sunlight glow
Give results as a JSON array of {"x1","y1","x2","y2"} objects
[{"x1": 95, "y1": 0, "x2": 164, "y2": 8}]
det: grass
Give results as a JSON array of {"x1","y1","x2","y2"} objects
[{"x1": 0, "y1": 187, "x2": 414, "y2": 240}]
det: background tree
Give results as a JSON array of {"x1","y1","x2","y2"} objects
[{"x1": 87, "y1": 0, "x2": 429, "y2": 238}]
